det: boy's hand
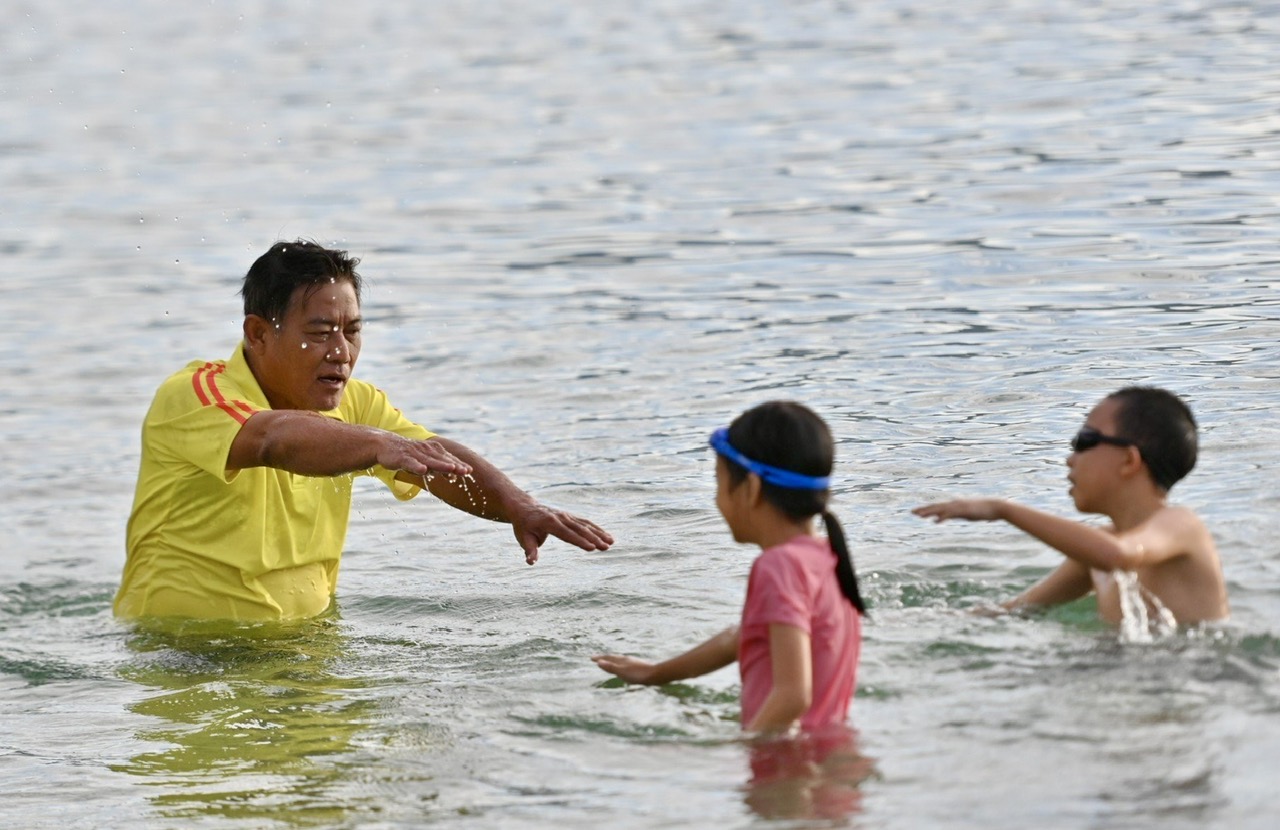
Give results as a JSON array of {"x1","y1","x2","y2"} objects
[
  {"x1": 591, "y1": 654, "x2": 658, "y2": 685},
  {"x1": 913, "y1": 498, "x2": 1005, "y2": 522}
]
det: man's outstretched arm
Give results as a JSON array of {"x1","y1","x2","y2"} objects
[
  {"x1": 227, "y1": 410, "x2": 472, "y2": 478},
  {"x1": 397, "y1": 436, "x2": 614, "y2": 564}
]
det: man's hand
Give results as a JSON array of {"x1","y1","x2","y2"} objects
[
  {"x1": 410, "y1": 436, "x2": 614, "y2": 564},
  {"x1": 912, "y1": 498, "x2": 1005, "y2": 523},
  {"x1": 378, "y1": 436, "x2": 473, "y2": 479},
  {"x1": 511, "y1": 501, "x2": 614, "y2": 565}
]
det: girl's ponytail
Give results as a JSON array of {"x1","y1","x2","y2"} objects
[{"x1": 822, "y1": 509, "x2": 867, "y2": 616}]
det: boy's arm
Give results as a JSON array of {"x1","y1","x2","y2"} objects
[
  {"x1": 1002, "y1": 558, "x2": 1092, "y2": 612},
  {"x1": 913, "y1": 499, "x2": 1192, "y2": 572},
  {"x1": 592, "y1": 625, "x2": 739, "y2": 685},
  {"x1": 745, "y1": 623, "x2": 812, "y2": 734}
]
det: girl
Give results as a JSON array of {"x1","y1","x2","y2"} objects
[{"x1": 593, "y1": 401, "x2": 867, "y2": 734}]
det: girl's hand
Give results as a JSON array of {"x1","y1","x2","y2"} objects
[
  {"x1": 591, "y1": 654, "x2": 658, "y2": 685},
  {"x1": 912, "y1": 498, "x2": 1005, "y2": 523}
]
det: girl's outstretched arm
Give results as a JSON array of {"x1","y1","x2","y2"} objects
[
  {"x1": 592, "y1": 626, "x2": 739, "y2": 685},
  {"x1": 745, "y1": 623, "x2": 812, "y2": 734}
]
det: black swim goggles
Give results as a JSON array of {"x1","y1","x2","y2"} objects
[
  {"x1": 709, "y1": 427, "x2": 831, "y2": 491},
  {"x1": 1070, "y1": 427, "x2": 1137, "y2": 454}
]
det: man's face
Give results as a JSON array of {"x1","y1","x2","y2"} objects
[{"x1": 246, "y1": 279, "x2": 362, "y2": 411}]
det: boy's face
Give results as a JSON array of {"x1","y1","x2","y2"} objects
[{"x1": 1066, "y1": 396, "x2": 1131, "y2": 513}]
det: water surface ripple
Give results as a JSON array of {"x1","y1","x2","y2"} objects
[{"x1": 3, "y1": 1, "x2": 1279, "y2": 828}]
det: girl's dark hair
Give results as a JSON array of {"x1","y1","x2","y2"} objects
[
  {"x1": 241, "y1": 239, "x2": 362, "y2": 323},
  {"x1": 724, "y1": 401, "x2": 867, "y2": 615}
]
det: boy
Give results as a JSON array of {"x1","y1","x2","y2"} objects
[{"x1": 913, "y1": 386, "x2": 1228, "y2": 625}]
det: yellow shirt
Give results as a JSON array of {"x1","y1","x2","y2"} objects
[{"x1": 115, "y1": 344, "x2": 434, "y2": 621}]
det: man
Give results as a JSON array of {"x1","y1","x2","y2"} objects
[{"x1": 115, "y1": 240, "x2": 613, "y2": 621}]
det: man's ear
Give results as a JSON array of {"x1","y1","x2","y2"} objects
[
  {"x1": 242, "y1": 314, "x2": 272, "y2": 353},
  {"x1": 744, "y1": 472, "x2": 764, "y2": 506}
]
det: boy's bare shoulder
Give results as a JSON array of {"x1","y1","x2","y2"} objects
[
  {"x1": 1153, "y1": 503, "x2": 1216, "y2": 555},
  {"x1": 1144, "y1": 504, "x2": 1228, "y2": 623},
  {"x1": 1157, "y1": 503, "x2": 1205, "y2": 524}
]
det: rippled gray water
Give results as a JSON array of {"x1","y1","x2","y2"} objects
[{"x1": 3, "y1": 1, "x2": 1280, "y2": 827}]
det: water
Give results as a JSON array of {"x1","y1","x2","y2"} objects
[
  {"x1": 3, "y1": 0, "x2": 1280, "y2": 827},
  {"x1": 1115, "y1": 570, "x2": 1179, "y2": 643}
]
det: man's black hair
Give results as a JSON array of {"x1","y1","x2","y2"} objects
[{"x1": 240, "y1": 240, "x2": 362, "y2": 323}]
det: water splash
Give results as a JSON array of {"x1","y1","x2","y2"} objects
[
  {"x1": 443, "y1": 472, "x2": 488, "y2": 516},
  {"x1": 1114, "y1": 571, "x2": 1177, "y2": 644}
]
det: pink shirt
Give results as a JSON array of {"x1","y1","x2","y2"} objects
[{"x1": 738, "y1": 534, "x2": 862, "y2": 732}]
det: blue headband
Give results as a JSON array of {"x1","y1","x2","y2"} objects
[{"x1": 709, "y1": 427, "x2": 831, "y2": 491}]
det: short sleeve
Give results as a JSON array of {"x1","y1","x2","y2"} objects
[
  {"x1": 748, "y1": 549, "x2": 813, "y2": 633},
  {"x1": 146, "y1": 363, "x2": 261, "y2": 482},
  {"x1": 341, "y1": 380, "x2": 436, "y2": 500}
]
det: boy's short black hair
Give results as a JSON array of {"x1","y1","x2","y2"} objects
[
  {"x1": 240, "y1": 240, "x2": 362, "y2": 323},
  {"x1": 1108, "y1": 386, "x2": 1198, "y2": 491}
]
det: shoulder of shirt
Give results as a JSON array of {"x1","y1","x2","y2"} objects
[
  {"x1": 151, "y1": 359, "x2": 226, "y2": 400},
  {"x1": 757, "y1": 536, "x2": 830, "y2": 570},
  {"x1": 343, "y1": 376, "x2": 383, "y2": 396},
  {"x1": 765, "y1": 535, "x2": 828, "y2": 555},
  {"x1": 337, "y1": 377, "x2": 388, "y2": 410},
  {"x1": 143, "y1": 358, "x2": 241, "y2": 420},
  {"x1": 755, "y1": 541, "x2": 800, "y2": 568},
  {"x1": 334, "y1": 377, "x2": 406, "y2": 423}
]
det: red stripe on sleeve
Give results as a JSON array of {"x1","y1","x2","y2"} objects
[
  {"x1": 205, "y1": 365, "x2": 250, "y2": 426},
  {"x1": 194, "y1": 363, "x2": 251, "y2": 426},
  {"x1": 191, "y1": 364, "x2": 213, "y2": 407}
]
